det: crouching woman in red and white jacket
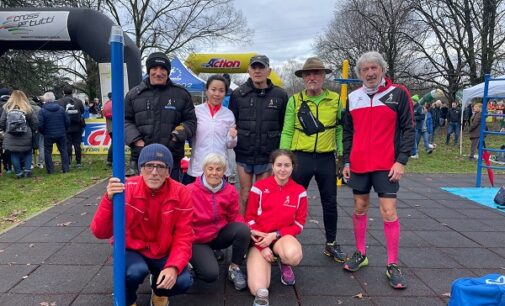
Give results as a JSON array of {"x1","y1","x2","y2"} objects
[{"x1": 245, "y1": 149, "x2": 308, "y2": 298}]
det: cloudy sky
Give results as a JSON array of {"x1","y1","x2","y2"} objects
[{"x1": 202, "y1": 0, "x2": 338, "y2": 66}]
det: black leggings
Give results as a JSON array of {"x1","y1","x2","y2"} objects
[
  {"x1": 190, "y1": 222, "x2": 250, "y2": 282},
  {"x1": 292, "y1": 151, "x2": 338, "y2": 243}
]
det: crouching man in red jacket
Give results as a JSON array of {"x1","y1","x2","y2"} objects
[{"x1": 90, "y1": 143, "x2": 194, "y2": 306}]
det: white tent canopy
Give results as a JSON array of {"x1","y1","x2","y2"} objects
[{"x1": 462, "y1": 75, "x2": 505, "y2": 107}]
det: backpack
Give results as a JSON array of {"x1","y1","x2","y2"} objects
[
  {"x1": 6, "y1": 109, "x2": 28, "y2": 135},
  {"x1": 64, "y1": 98, "x2": 83, "y2": 126}
]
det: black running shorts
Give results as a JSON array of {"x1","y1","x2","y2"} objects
[{"x1": 348, "y1": 171, "x2": 399, "y2": 195}]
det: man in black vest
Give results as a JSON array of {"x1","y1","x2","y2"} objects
[
  {"x1": 58, "y1": 85, "x2": 85, "y2": 168},
  {"x1": 228, "y1": 55, "x2": 288, "y2": 214}
]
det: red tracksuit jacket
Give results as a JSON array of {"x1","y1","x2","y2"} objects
[
  {"x1": 187, "y1": 177, "x2": 244, "y2": 244},
  {"x1": 245, "y1": 176, "x2": 308, "y2": 250},
  {"x1": 90, "y1": 176, "x2": 194, "y2": 274}
]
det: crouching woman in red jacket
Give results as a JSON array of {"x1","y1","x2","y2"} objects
[
  {"x1": 90, "y1": 144, "x2": 194, "y2": 306},
  {"x1": 187, "y1": 153, "x2": 250, "y2": 291},
  {"x1": 245, "y1": 149, "x2": 308, "y2": 298}
]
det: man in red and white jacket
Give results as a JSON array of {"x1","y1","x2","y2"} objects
[
  {"x1": 90, "y1": 143, "x2": 193, "y2": 306},
  {"x1": 342, "y1": 51, "x2": 414, "y2": 290}
]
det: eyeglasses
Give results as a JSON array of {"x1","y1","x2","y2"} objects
[{"x1": 142, "y1": 163, "x2": 168, "y2": 172}]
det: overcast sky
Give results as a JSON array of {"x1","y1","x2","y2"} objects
[{"x1": 202, "y1": 0, "x2": 338, "y2": 67}]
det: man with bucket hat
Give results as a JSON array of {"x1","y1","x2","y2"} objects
[
  {"x1": 124, "y1": 52, "x2": 197, "y2": 180},
  {"x1": 280, "y1": 57, "x2": 347, "y2": 263},
  {"x1": 91, "y1": 143, "x2": 194, "y2": 306}
]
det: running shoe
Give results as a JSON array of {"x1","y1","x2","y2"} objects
[
  {"x1": 278, "y1": 261, "x2": 295, "y2": 285},
  {"x1": 323, "y1": 241, "x2": 347, "y2": 263},
  {"x1": 343, "y1": 250, "x2": 368, "y2": 272},
  {"x1": 228, "y1": 265, "x2": 247, "y2": 290},
  {"x1": 386, "y1": 263, "x2": 408, "y2": 289}
]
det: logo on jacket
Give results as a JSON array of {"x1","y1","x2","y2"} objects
[
  {"x1": 382, "y1": 93, "x2": 398, "y2": 105},
  {"x1": 165, "y1": 99, "x2": 177, "y2": 110},
  {"x1": 263, "y1": 188, "x2": 270, "y2": 194},
  {"x1": 284, "y1": 196, "x2": 290, "y2": 205},
  {"x1": 267, "y1": 99, "x2": 278, "y2": 109}
]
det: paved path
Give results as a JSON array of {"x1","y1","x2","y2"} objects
[{"x1": 0, "y1": 174, "x2": 504, "y2": 305}]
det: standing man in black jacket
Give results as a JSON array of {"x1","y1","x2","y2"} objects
[
  {"x1": 124, "y1": 52, "x2": 196, "y2": 180},
  {"x1": 229, "y1": 55, "x2": 288, "y2": 213},
  {"x1": 446, "y1": 101, "x2": 461, "y2": 146},
  {"x1": 58, "y1": 85, "x2": 85, "y2": 168}
]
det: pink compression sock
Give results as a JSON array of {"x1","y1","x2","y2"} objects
[
  {"x1": 384, "y1": 218, "x2": 400, "y2": 265},
  {"x1": 353, "y1": 213, "x2": 367, "y2": 255}
]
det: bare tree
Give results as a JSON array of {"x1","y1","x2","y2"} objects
[
  {"x1": 315, "y1": 0, "x2": 420, "y2": 85},
  {"x1": 277, "y1": 59, "x2": 305, "y2": 96},
  {"x1": 104, "y1": 0, "x2": 252, "y2": 59},
  {"x1": 406, "y1": 0, "x2": 505, "y2": 99}
]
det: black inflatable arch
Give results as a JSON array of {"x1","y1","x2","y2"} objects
[{"x1": 0, "y1": 7, "x2": 142, "y2": 89}]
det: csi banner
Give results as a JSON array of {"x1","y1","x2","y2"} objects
[{"x1": 82, "y1": 119, "x2": 110, "y2": 154}]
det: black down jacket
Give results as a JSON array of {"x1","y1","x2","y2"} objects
[{"x1": 124, "y1": 79, "x2": 197, "y2": 162}]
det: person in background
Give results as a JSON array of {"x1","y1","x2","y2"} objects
[
  {"x1": 429, "y1": 100, "x2": 442, "y2": 145},
  {"x1": 184, "y1": 75, "x2": 237, "y2": 185},
  {"x1": 88, "y1": 98, "x2": 100, "y2": 119},
  {"x1": 0, "y1": 88, "x2": 13, "y2": 174},
  {"x1": 342, "y1": 51, "x2": 414, "y2": 289},
  {"x1": 468, "y1": 103, "x2": 483, "y2": 160},
  {"x1": 280, "y1": 57, "x2": 346, "y2": 263},
  {"x1": 29, "y1": 96, "x2": 43, "y2": 169},
  {"x1": 83, "y1": 97, "x2": 90, "y2": 119},
  {"x1": 463, "y1": 102, "x2": 473, "y2": 132},
  {"x1": 422, "y1": 103, "x2": 434, "y2": 154},
  {"x1": 229, "y1": 55, "x2": 288, "y2": 214},
  {"x1": 245, "y1": 149, "x2": 307, "y2": 301},
  {"x1": 446, "y1": 101, "x2": 461, "y2": 145},
  {"x1": 102, "y1": 92, "x2": 113, "y2": 166},
  {"x1": 38, "y1": 91, "x2": 70, "y2": 174},
  {"x1": 0, "y1": 90, "x2": 38, "y2": 178},
  {"x1": 440, "y1": 102, "x2": 448, "y2": 127},
  {"x1": 410, "y1": 94, "x2": 424, "y2": 159},
  {"x1": 221, "y1": 73, "x2": 233, "y2": 108},
  {"x1": 124, "y1": 52, "x2": 196, "y2": 180},
  {"x1": 90, "y1": 143, "x2": 194, "y2": 306},
  {"x1": 57, "y1": 85, "x2": 85, "y2": 168},
  {"x1": 187, "y1": 153, "x2": 250, "y2": 291}
]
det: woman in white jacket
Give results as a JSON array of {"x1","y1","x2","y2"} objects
[{"x1": 183, "y1": 75, "x2": 237, "y2": 184}]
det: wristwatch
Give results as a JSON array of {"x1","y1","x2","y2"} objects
[{"x1": 275, "y1": 230, "x2": 281, "y2": 240}]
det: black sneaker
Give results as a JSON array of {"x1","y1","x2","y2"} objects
[
  {"x1": 386, "y1": 264, "x2": 407, "y2": 289},
  {"x1": 343, "y1": 250, "x2": 368, "y2": 272},
  {"x1": 323, "y1": 242, "x2": 347, "y2": 263}
]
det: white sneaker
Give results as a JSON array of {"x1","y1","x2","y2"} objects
[{"x1": 410, "y1": 154, "x2": 419, "y2": 159}]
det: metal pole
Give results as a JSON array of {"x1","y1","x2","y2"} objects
[
  {"x1": 110, "y1": 25, "x2": 126, "y2": 306},
  {"x1": 476, "y1": 74, "x2": 491, "y2": 187}
]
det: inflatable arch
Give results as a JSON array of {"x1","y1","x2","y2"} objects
[
  {"x1": 0, "y1": 7, "x2": 142, "y2": 89},
  {"x1": 185, "y1": 53, "x2": 284, "y2": 87}
]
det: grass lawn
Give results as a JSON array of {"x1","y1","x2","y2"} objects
[
  {"x1": 407, "y1": 123, "x2": 505, "y2": 174},
  {"x1": 0, "y1": 154, "x2": 111, "y2": 232}
]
